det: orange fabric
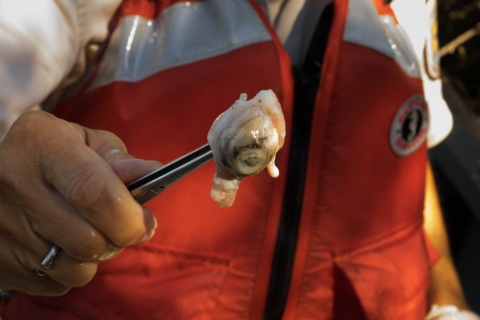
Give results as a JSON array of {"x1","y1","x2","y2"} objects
[
  {"x1": 121, "y1": 0, "x2": 203, "y2": 19},
  {"x1": 284, "y1": 0, "x2": 429, "y2": 318},
  {"x1": 287, "y1": 34, "x2": 429, "y2": 320},
  {"x1": 5, "y1": 247, "x2": 229, "y2": 319},
  {"x1": 0, "y1": 0, "x2": 435, "y2": 319},
  {"x1": 373, "y1": 0, "x2": 399, "y2": 22},
  {"x1": 335, "y1": 218, "x2": 430, "y2": 319},
  {"x1": 247, "y1": 0, "x2": 295, "y2": 317}
]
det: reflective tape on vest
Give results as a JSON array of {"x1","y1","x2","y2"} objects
[
  {"x1": 343, "y1": 0, "x2": 420, "y2": 78},
  {"x1": 89, "y1": 0, "x2": 272, "y2": 92}
]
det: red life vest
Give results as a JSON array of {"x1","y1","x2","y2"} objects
[{"x1": 1, "y1": 0, "x2": 437, "y2": 319}]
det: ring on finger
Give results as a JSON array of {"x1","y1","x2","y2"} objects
[{"x1": 35, "y1": 244, "x2": 60, "y2": 276}]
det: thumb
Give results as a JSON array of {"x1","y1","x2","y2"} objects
[
  {"x1": 104, "y1": 152, "x2": 162, "y2": 184},
  {"x1": 70, "y1": 124, "x2": 162, "y2": 184}
]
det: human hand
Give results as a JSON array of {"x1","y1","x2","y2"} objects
[
  {"x1": 0, "y1": 111, "x2": 161, "y2": 296},
  {"x1": 426, "y1": 305, "x2": 480, "y2": 320}
]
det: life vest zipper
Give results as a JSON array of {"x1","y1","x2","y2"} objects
[
  {"x1": 264, "y1": 68, "x2": 320, "y2": 320},
  {"x1": 263, "y1": 4, "x2": 333, "y2": 318}
]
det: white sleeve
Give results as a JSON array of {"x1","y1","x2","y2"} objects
[
  {"x1": 391, "y1": 0, "x2": 453, "y2": 148},
  {"x1": 0, "y1": 0, "x2": 120, "y2": 139}
]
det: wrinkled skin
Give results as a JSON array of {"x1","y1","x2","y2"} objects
[
  {"x1": 207, "y1": 90, "x2": 285, "y2": 207},
  {"x1": 0, "y1": 111, "x2": 161, "y2": 296}
]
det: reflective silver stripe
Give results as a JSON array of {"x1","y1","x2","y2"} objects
[
  {"x1": 343, "y1": 0, "x2": 393, "y2": 57},
  {"x1": 89, "y1": 0, "x2": 272, "y2": 91},
  {"x1": 378, "y1": 15, "x2": 420, "y2": 78},
  {"x1": 343, "y1": 0, "x2": 420, "y2": 78}
]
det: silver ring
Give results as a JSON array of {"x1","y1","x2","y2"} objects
[{"x1": 37, "y1": 244, "x2": 60, "y2": 275}]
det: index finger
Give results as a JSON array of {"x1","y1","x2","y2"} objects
[{"x1": 41, "y1": 119, "x2": 157, "y2": 247}]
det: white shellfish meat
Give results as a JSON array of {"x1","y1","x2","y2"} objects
[{"x1": 207, "y1": 90, "x2": 286, "y2": 207}]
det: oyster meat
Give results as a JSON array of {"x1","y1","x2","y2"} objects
[{"x1": 207, "y1": 90, "x2": 286, "y2": 207}]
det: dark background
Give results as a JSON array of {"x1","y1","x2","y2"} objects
[
  {"x1": 439, "y1": 0, "x2": 480, "y2": 112},
  {"x1": 433, "y1": 0, "x2": 480, "y2": 312}
]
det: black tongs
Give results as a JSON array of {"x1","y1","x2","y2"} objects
[{"x1": 127, "y1": 144, "x2": 213, "y2": 204}]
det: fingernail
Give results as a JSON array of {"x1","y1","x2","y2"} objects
[
  {"x1": 141, "y1": 213, "x2": 157, "y2": 243},
  {"x1": 141, "y1": 228, "x2": 156, "y2": 243},
  {"x1": 146, "y1": 214, "x2": 157, "y2": 231}
]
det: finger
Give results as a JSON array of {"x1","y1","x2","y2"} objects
[
  {"x1": 5, "y1": 223, "x2": 96, "y2": 291},
  {"x1": 42, "y1": 251, "x2": 98, "y2": 288},
  {"x1": 2, "y1": 118, "x2": 129, "y2": 262},
  {"x1": 73, "y1": 125, "x2": 162, "y2": 184},
  {"x1": 102, "y1": 152, "x2": 161, "y2": 185},
  {"x1": 22, "y1": 248, "x2": 97, "y2": 289},
  {"x1": 3, "y1": 237, "x2": 71, "y2": 296},
  {"x1": 41, "y1": 120, "x2": 157, "y2": 247},
  {"x1": 27, "y1": 191, "x2": 124, "y2": 262},
  {"x1": 19, "y1": 272, "x2": 71, "y2": 297}
]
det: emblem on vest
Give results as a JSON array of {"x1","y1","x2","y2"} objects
[{"x1": 390, "y1": 95, "x2": 429, "y2": 156}]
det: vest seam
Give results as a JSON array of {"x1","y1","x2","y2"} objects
[
  {"x1": 128, "y1": 243, "x2": 232, "y2": 263},
  {"x1": 332, "y1": 214, "x2": 424, "y2": 258},
  {"x1": 247, "y1": 0, "x2": 294, "y2": 318},
  {"x1": 290, "y1": 0, "x2": 348, "y2": 316},
  {"x1": 204, "y1": 268, "x2": 227, "y2": 319}
]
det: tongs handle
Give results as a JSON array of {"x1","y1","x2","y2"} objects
[{"x1": 127, "y1": 144, "x2": 213, "y2": 204}]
